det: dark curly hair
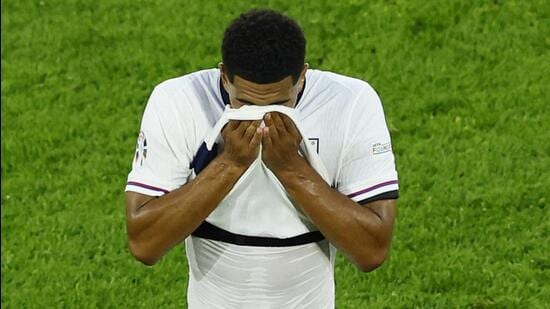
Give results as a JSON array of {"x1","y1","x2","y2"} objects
[{"x1": 222, "y1": 9, "x2": 306, "y2": 84}]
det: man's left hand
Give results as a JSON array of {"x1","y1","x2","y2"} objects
[{"x1": 261, "y1": 112, "x2": 305, "y2": 174}]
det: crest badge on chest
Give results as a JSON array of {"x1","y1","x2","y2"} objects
[{"x1": 307, "y1": 138, "x2": 319, "y2": 154}]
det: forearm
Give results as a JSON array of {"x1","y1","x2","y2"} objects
[
  {"x1": 127, "y1": 156, "x2": 245, "y2": 263},
  {"x1": 276, "y1": 158, "x2": 394, "y2": 271}
]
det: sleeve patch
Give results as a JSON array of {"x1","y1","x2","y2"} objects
[
  {"x1": 134, "y1": 131, "x2": 148, "y2": 166},
  {"x1": 372, "y1": 142, "x2": 392, "y2": 155}
]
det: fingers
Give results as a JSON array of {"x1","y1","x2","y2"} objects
[
  {"x1": 237, "y1": 120, "x2": 252, "y2": 137},
  {"x1": 280, "y1": 114, "x2": 302, "y2": 141},
  {"x1": 262, "y1": 126, "x2": 273, "y2": 148},
  {"x1": 244, "y1": 120, "x2": 261, "y2": 139},
  {"x1": 263, "y1": 113, "x2": 279, "y2": 140},
  {"x1": 250, "y1": 126, "x2": 263, "y2": 148},
  {"x1": 226, "y1": 120, "x2": 240, "y2": 131},
  {"x1": 271, "y1": 112, "x2": 287, "y2": 134},
  {"x1": 223, "y1": 114, "x2": 298, "y2": 150},
  {"x1": 222, "y1": 120, "x2": 239, "y2": 136},
  {"x1": 263, "y1": 112, "x2": 302, "y2": 144},
  {"x1": 222, "y1": 120, "x2": 250, "y2": 140}
]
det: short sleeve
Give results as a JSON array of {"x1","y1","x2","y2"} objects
[
  {"x1": 337, "y1": 85, "x2": 399, "y2": 203},
  {"x1": 125, "y1": 86, "x2": 193, "y2": 196}
]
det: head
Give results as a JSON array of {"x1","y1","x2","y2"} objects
[{"x1": 220, "y1": 9, "x2": 308, "y2": 108}]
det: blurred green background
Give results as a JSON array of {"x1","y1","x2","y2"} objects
[{"x1": 2, "y1": 0, "x2": 549, "y2": 307}]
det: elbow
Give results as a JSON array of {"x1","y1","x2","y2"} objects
[
  {"x1": 128, "y1": 239, "x2": 160, "y2": 266},
  {"x1": 357, "y1": 259, "x2": 385, "y2": 273},
  {"x1": 356, "y1": 249, "x2": 389, "y2": 273}
]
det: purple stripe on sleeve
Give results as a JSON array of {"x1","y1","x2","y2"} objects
[
  {"x1": 127, "y1": 181, "x2": 169, "y2": 194},
  {"x1": 347, "y1": 180, "x2": 399, "y2": 198}
]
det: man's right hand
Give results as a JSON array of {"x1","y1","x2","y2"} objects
[{"x1": 218, "y1": 120, "x2": 262, "y2": 168}]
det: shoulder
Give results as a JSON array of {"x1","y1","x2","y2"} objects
[
  {"x1": 153, "y1": 68, "x2": 219, "y2": 101},
  {"x1": 147, "y1": 68, "x2": 221, "y2": 116},
  {"x1": 307, "y1": 69, "x2": 379, "y2": 100},
  {"x1": 303, "y1": 69, "x2": 382, "y2": 117},
  {"x1": 300, "y1": 70, "x2": 383, "y2": 123}
]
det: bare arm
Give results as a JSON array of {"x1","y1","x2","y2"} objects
[
  {"x1": 262, "y1": 112, "x2": 397, "y2": 272},
  {"x1": 125, "y1": 120, "x2": 262, "y2": 265},
  {"x1": 274, "y1": 159, "x2": 396, "y2": 272}
]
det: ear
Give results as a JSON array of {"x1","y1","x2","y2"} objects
[
  {"x1": 219, "y1": 63, "x2": 229, "y2": 86},
  {"x1": 302, "y1": 63, "x2": 309, "y2": 74},
  {"x1": 298, "y1": 63, "x2": 309, "y2": 89}
]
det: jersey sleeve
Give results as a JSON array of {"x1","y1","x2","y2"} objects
[
  {"x1": 337, "y1": 85, "x2": 399, "y2": 204},
  {"x1": 125, "y1": 86, "x2": 193, "y2": 196}
]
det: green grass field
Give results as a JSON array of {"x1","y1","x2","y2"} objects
[{"x1": 2, "y1": 0, "x2": 549, "y2": 307}]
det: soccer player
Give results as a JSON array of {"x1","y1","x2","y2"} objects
[{"x1": 125, "y1": 9, "x2": 399, "y2": 308}]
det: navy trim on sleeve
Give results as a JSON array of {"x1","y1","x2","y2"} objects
[{"x1": 358, "y1": 190, "x2": 399, "y2": 205}]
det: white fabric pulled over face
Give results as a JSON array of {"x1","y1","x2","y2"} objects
[{"x1": 202, "y1": 105, "x2": 331, "y2": 238}]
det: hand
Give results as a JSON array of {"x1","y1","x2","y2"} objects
[
  {"x1": 218, "y1": 120, "x2": 262, "y2": 169},
  {"x1": 261, "y1": 112, "x2": 305, "y2": 174}
]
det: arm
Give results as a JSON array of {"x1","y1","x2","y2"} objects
[
  {"x1": 126, "y1": 120, "x2": 262, "y2": 265},
  {"x1": 262, "y1": 113, "x2": 396, "y2": 272},
  {"x1": 273, "y1": 157, "x2": 396, "y2": 272}
]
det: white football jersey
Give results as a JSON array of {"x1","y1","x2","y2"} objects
[
  {"x1": 125, "y1": 68, "x2": 399, "y2": 308},
  {"x1": 197, "y1": 104, "x2": 331, "y2": 240}
]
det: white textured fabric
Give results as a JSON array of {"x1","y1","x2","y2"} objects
[
  {"x1": 204, "y1": 104, "x2": 329, "y2": 183},
  {"x1": 194, "y1": 105, "x2": 338, "y2": 308},
  {"x1": 201, "y1": 104, "x2": 330, "y2": 238},
  {"x1": 124, "y1": 68, "x2": 400, "y2": 308},
  {"x1": 185, "y1": 237, "x2": 334, "y2": 309},
  {"x1": 125, "y1": 68, "x2": 399, "y2": 202}
]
